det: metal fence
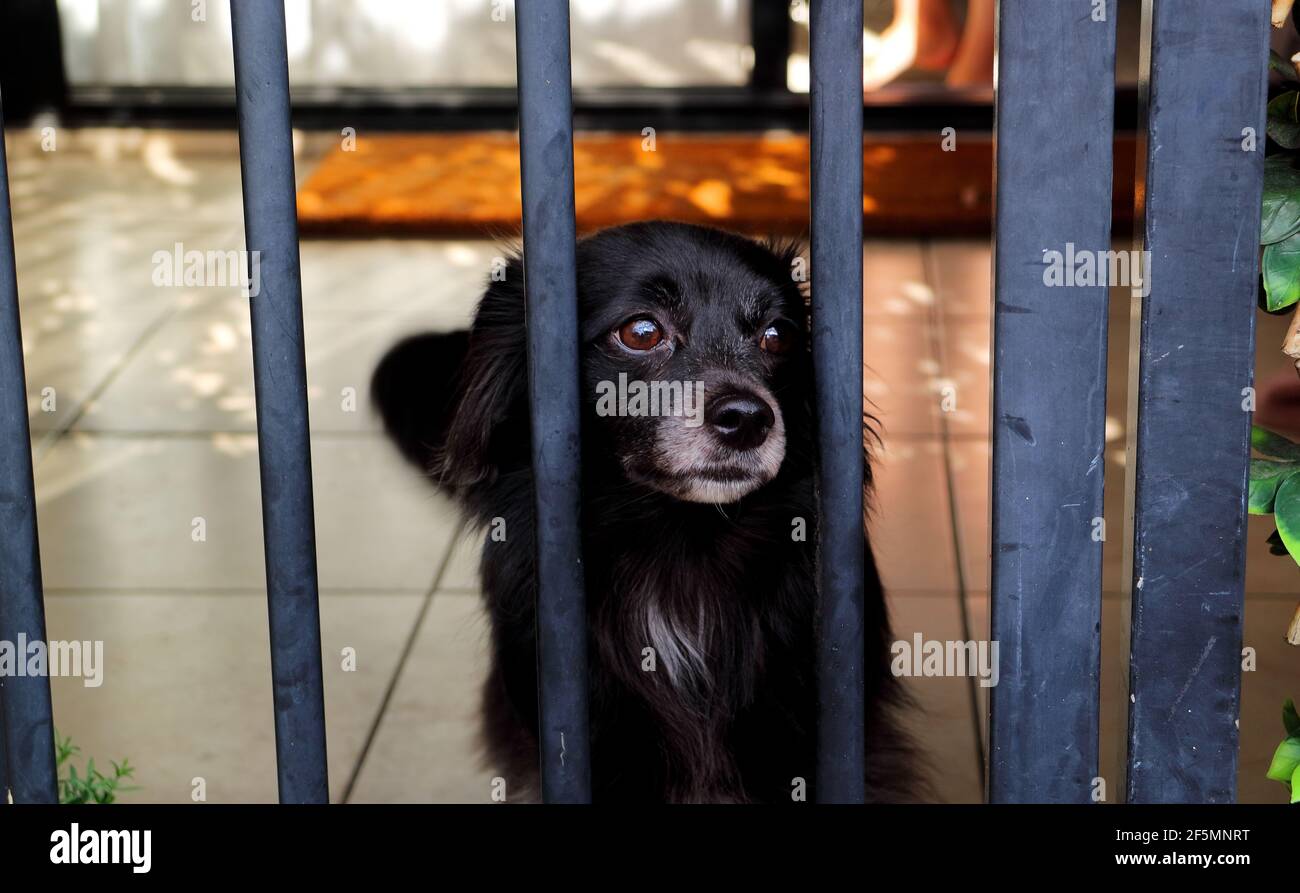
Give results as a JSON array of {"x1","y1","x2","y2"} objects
[{"x1": 0, "y1": 0, "x2": 1273, "y2": 805}]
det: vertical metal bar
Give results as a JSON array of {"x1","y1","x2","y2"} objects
[
  {"x1": 750, "y1": 0, "x2": 791, "y2": 92},
  {"x1": 1124, "y1": 0, "x2": 1267, "y2": 803},
  {"x1": 988, "y1": 1, "x2": 1117, "y2": 803},
  {"x1": 514, "y1": 0, "x2": 592, "y2": 803},
  {"x1": 0, "y1": 90, "x2": 58, "y2": 805},
  {"x1": 0, "y1": 685, "x2": 10, "y2": 802},
  {"x1": 810, "y1": 0, "x2": 865, "y2": 804},
  {"x1": 230, "y1": 0, "x2": 329, "y2": 804}
]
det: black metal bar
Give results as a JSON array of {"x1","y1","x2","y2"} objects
[
  {"x1": 0, "y1": 90, "x2": 58, "y2": 805},
  {"x1": 0, "y1": 684, "x2": 10, "y2": 802},
  {"x1": 514, "y1": 0, "x2": 593, "y2": 804},
  {"x1": 59, "y1": 83, "x2": 1021, "y2": 134},
  {"x1": 987, "y1": 1, "x2": 1117, "y2": 804},
  {"x1": 809, "y1": 0, "x2": 865, "y2": 804},
  {"x1": 749, "y1": 0, "x2": 791, "y2": 92},
  {"x1": 1124, "y1": 0, "x2": 1267, "y2": 804},
  {"x1": 229, "y1": 0, "x2": 330, "y2": 805},
  {"x1": 0, "y1": 0, "x2": 68, "y2": 123}
]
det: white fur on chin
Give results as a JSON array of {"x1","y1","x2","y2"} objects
[{"x1": 653, "y1": 394, "x2": 787, "y2": 504}]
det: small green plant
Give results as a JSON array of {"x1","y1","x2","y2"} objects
[
  {"x1": 1267, "y1": 699, "x2": 1300, "y2": 803},
  {"x1": 1260, "y1": 53, "x2": 1300, "y2": 314},
  {"x1": 1247, "y1": 426, "x2": 1300, "y2": 644},
  {"x1": 55, "y1": 730, "x2": 138, "y2": 804},
  {"x1": 1246, "y1": 426, "x2": 1300, "y2": 561}
]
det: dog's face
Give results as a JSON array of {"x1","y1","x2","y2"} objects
[{"x1": 576, "y1": 224, "x2": 809, "y2": 504}]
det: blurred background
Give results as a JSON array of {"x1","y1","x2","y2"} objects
[{"x1": 0, "y1": 0, "x2": 1292, "y2": 804}]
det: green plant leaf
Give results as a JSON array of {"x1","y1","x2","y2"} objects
[
  {"x1": 1250, "y1": 459, "x2": 1298, "y2": 514},
  {"x1": 1262, "y1": 157, "x2": 1300, "y2": 245},
  {"x1": 1264, "y1": 232, "x2": 1300, "y2": 310},
  {"x1": 1273, "y1": 472, "x2": 1300, "y2": 566},
  {"x1": 1269, "y1": 92, "x2": 1300, "y2": 149},
  {"x1": 1267, "y1": 736, "x2": 1300, "y2": 782},
  {"x1": 1271, "y1": 50, "x2": 1299, "y2": 82},
  {"x1": 1252, "y1": 426, "x2": 1300, "y2": 461},
  {"x1": 1268, "y1": 528, "x2": 1290, "y2": 555},
  {"x1": 53, "y1": 731, "x2": 140, "y2": 804},
  {"x1": 1285, "y1": 699, "x2": 1300, "y2": 738}
]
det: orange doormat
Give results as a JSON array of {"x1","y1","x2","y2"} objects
[{"x1": 295, "y1": 132, "x2": 1002, "y2": 237}]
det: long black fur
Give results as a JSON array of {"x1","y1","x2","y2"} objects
[{"x1": 372, "y1": 221, "x2": 917, "y2": 803}]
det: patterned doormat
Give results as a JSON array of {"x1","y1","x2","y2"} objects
[{"x1": 295, "y1": 132, "x2": 1062, "y2": 237}]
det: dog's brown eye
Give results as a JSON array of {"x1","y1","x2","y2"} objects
[
  {"x1": 618, "y1": 317, "x2": 663, "y2": 351},
  {"x1": 760, "y1": 322, "x2": 796, "y2": 355}
]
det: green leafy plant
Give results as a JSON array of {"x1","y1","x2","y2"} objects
[
  {"x1": 55, "y1": 730, "x2": 138, "y2": 804},
  {"x1": 1267, "y1": 699, "x2": 1300, "y2": 803},
  {"x1": 1262, "y1": 52, "x2": 1300, "y2": 316},
  {"x1": 1252, "y1": 12, "x2": 1300, "y2": 807},
  {"x1": 1247, "y1": 425, "x2": 1300, "y2": 562}
]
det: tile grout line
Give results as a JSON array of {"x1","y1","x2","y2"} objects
[
  {"x1": 339, "y1": 520, "x2": 468, "y2": 804},
  {"x1": 42, "y1": 586, "x2": 435, "y2": 596},
  {"x1": 920, "y1": 239, "x2": 988, "y2": 797},
  {"x1": 31, "y1": 302, "x2": 185, "y2": 467},
  {"x1": 38, "y1": 428, "x2": 387, "y2": 440},
  {"x1": 23, "y1": 220, "x2": 244, "y2": 463}
]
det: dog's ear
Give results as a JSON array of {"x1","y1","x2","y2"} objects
[
  {"x1": 759, "y1": 235, "x2": 811, "y2": 331},
  {"x1": 371, "y1": 331, "x2": 470, "y2": 473},
  {"x1": 439, "y1": 255, "x2": 530, "y2": 486}
]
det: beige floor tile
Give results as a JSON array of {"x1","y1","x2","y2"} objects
[
  {"x1": 863, "y1": 240, "x2": 931, "y2": 319},
  {"x1": 7, "y1": 150, "x2": 248, "y2": 230},
  {"x1": 44, "y1": 591, "x2": 423, "y2": 804},
  {"x1": 15, "y1": 221, "x2": 246, "y2": 313},
  {"x1": 864, "y1": 320, "x2": 942, "y2": 438},
  {"x1": 1105, "y1": 283, "x2": 1134, "y2": 445},
  {"x1": 927, "y1": 239, "x2": 991, "y2": 319},
  {"x1": 888, "y1": 590, "x2": 985, "y2": 803},
  {"x1": 67, "y1": 298, "x2": 254, "y2": 433},
  {"x1": 69, "y1": 240, "x2": 490, "y2": 434},
  {"x1": 872, "y1": 438, "x2": 959, "y2": 593},
  {"x1": 347, "y1": 591, "x2": 497, "y2": 803},
  {"x1": 73, "y1": 298, "x2": 467, "y2": 434},
  {"x1": 297, "y1": 238, "x2": 496, "y2": 319},
  {"x1": 33, "y1": 433, "x2": 457, "y2": 591},
  {"x1": 22, "y1": 306, "x2": 170, "y2": 434},
  {"x1": 935, "y1": 316, "x2": 990, "y2": 435},
  {"x1": 947, "y1": 437, "x2": 990, "y2": 594}
]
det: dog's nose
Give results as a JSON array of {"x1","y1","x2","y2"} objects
[{"x1": 706, "y1": 393, "x2": 774, "y2": 451}]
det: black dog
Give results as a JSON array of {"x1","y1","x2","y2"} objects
[{"x1": 372, "y1": 221, "x2": 916, "y2": 802}]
